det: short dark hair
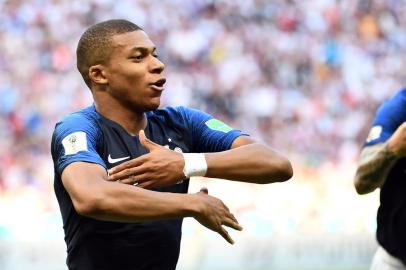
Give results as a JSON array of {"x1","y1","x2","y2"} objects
[{"x1": 76, "y1": 19, "x2": 142, "y2": 88}]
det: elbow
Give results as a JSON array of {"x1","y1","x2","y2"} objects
[
  {"x1": 72, "y1": 193, "x2": 105, "y2": 217},
  {"x1": 354, "y1": 175, "x2": 375, "y2": 195},
  {"x1": 278, "y1": 158, "x2": 294, "y2": 182},
  {"x1": 354, "y1": 182, "x2": 371, "y2": 195},
  {"x1": 262, "y1": 157, "x2": 293, "y2": 184}
]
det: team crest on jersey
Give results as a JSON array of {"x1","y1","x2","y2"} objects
[
  {"x1": 164, "y1": 140, "x2": 184, "y2": 184},
  {"x1": 205, "y1": 119, "x2": 233, "y2": 133},
  {"x1": 366, "y1": 125, "x2": 382, "y2": 143},
  {"x1": 163, "y1": 140, "x2": 184, "y2": 153},
  {"x1": 62, "y1": 131, "x2": 88, "y2": 155}
]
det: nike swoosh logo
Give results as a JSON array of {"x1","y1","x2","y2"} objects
[{"x1": 108, "y1": 154, "x2": 130, "y2": 164}]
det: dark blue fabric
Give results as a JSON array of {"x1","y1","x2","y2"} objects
[
  {"x1": 363, "y1": 88, "x2": 406, "y2": 264},
  {"x1": 364, "y1": 88, "x2": 406, "y2": 147},
  {"x1": 51, "y1": 104, "x2": 247, "y2": 270},
  {"x1": 53, "y1": 106, "x2": 106, "y2": 174}
]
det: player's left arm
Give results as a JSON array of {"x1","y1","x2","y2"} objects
[
  {"x1": 108, "y1": 130, "x2": 292, "y2": 187},
  {"x1": 204, "y1": 135, "x2": 292, "y2": 183}
]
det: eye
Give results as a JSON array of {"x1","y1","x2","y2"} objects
[{"x1": 131, "y1": 55, "x2": 144, "y2": 61}]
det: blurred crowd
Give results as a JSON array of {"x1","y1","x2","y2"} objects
[{"x1": 0, "y1": 0, "x2": 405, "y2": 238}]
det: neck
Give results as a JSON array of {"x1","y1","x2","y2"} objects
[{"x1": 94, "y1": 95, "x2": 147, "y2": 136}]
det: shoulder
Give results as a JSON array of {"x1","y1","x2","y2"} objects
[
  {"x1": 391, "y1": 87, "x2": 406, "y2": 102},
  {"x1": 51, "y1": 106, "x2": 107, "y2": 173},
  {"x1": 377, "y1": 88, "x2": 406, "y2": 116},
  {"x1": 54, "y1": 106, "x2": 100, "y2": 134},
  {"x1": 364, "y1": 88, "x2": 406, "y2": 146},
  {"x1": 371, "y1": 87, "x2": 406, "y2": 125},
  {"x1": 52, "y1": 105, "x2": 101, "y2": 148}
]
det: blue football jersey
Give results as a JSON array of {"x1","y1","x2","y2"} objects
[{"x1": 51, "y1": 105, "x2": 246, "y2": 270}]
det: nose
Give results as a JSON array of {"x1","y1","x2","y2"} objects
[{"x1": 149, "y1": 56, "x2": 165, "y2": 74}]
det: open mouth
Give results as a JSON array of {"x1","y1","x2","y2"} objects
[{"x1": 150, "y1": 78, "x2": 166, "y2": 90}]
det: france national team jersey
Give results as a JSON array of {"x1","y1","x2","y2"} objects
[
  {"x1": 51, "y1": 105, "x2": 245, "y2": 270},
  {"x1": 364, "y1": 88, "x2": 406, "y2": 264}
]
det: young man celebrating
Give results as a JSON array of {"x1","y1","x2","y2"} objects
[{"x1": 51, "y1": 19, "x2": 293, "y2": 270}]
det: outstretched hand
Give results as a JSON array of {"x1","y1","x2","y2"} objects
[
  {"x1": 107, "y1": 130, "x2": 185, "y2": 188},
  {"x1": 193, "y1": 187, "x2": 243, "y2": 244}
]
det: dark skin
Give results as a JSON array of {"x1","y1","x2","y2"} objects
[
  {"x1": 62, "y1": 30, "x2": 293, "y2": 245},
  {"x1": 354, "y1": 122, "x2": 406, "y2": 194},
  {"x1": 108, "y1": 130, "x2": 293, "y2": 187}
]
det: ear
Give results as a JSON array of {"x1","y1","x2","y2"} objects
[{"x1": 89, "y1": 65, "x2": 108, "y2": 86}]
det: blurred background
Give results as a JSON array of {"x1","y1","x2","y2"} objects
[{"x1": 1, "y1": 0, "x2": 405, "y2": 269}]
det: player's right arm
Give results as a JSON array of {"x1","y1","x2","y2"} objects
[{"x1": 62, "y1": 162, "x2": 241, "y2": 243}]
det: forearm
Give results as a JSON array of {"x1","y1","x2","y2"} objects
[
  {"x1": 204, "y1": 143, "x2": 292, "y2": 183},
  {"x1": 354, "y1": 143, "x2": 398, "y2": 194},
  {"x1": 63, "y1": 162, "x2": 198, "y2": 223},
  {"x1": 87, "y1": 182, "x2": 198, "y2": 222}
]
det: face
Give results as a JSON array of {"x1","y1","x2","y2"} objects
[{"x1": 103, "y1": 30, "x2": 166, "y2": 112}]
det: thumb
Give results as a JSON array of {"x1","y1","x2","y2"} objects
[
  {"x1": 139, "y1": 130, "x2": 161, "y2": 151},
  {"x1": 198, "y1": 187, "x2": 209, "y2": 195}
]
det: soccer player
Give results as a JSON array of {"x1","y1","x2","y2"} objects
[
  {"x1": 354, "y1": 88, "x2": 406, "y2": 269},
  {"x1": 51, "y1": 19, "x2": 293, "y2": 270}
]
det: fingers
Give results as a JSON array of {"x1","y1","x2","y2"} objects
[
  {"x1": 137, "y1": 180, "x2": 157, "y2": 188},
  {"x1": 222, "y1": 217, "x2": 243, "y2": 231},
  {"x1": 221, "y1": 201, "x2": 229, "y2": 212},
  {"x1": 217, "y1": 213, "x2": 242, "y2": 244},
  {"x1": 117, "y1": 174, "x2": 148, "y2": 185},
  {"x1": 108, "y1": 157, "x2": 145, "y2": 176},
  {"x1": 229, "y1": 213, "x2": 239, "y2": 225},
  {"x1": 139, "y1": 130, "x2": 162, "y2": 152},
  {"x1": 107, "y1": 166, "x2": 148, "y2": 181},
  {"x1": 218, "y1": 227, "x2": 234, "y2": 245}
]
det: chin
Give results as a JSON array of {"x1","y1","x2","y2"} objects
[{"x1": 145, "y1": 101, "x2": 161, "y2": 111}]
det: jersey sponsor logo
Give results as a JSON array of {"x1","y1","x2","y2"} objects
[
  {"x1": 205, "y1": 119, "x2": 233, "y2": 133},
  {"x1": 62, "y1": 131, "x2": 88, "y2": 155},
  {"x1": 366, "y1": 125, "x2": 382, "y2": 143},
  {"x1": 108, "y1": 154, "x2": 130, "y2": 164}
]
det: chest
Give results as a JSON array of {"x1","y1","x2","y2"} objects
[{"x1": 96, "y1": 118, "x2": 191, "y2": 170}]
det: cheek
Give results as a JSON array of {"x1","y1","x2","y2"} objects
[
  {"x1": 126, "y1": 68, "x2": 145, "y2": 84},
  {"x1": 111, "y1": 63, "x2": 145, "y2": 84}
]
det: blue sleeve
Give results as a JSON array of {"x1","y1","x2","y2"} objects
[
  {"x1": 51, "y1": 113, "x2": 106, "y2": 175},
  {"x1": 177, "y1": 106, "x2": 248, "y2": 152},
  {"x1": 364, "y1": 91, "x2": 406, "y2": 147}
]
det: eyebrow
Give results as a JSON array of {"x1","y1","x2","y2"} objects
[{"x1": 129, "y1": 46, "x2": 156, "y2": 54}]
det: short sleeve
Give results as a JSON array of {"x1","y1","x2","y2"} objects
[
  {"x1": 51, "y1": 113, "x2": 106, "y2": 175},
  {"x1": 364, "y1": 91, "x2": 406, "y2": 147},
  {"x1": 177, "y1": 106, "x2": 248, "y2": 152}
]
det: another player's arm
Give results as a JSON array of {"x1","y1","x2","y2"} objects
[
  {"x1": 354, "y1": 143, "x2": 397, "y2": 194},
  {"x1": 354, "y1": 122, "x2": 406, "y2": 194},
  {"x1": 62, "y1": 162, "x2": 242, "y2": 243}
]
